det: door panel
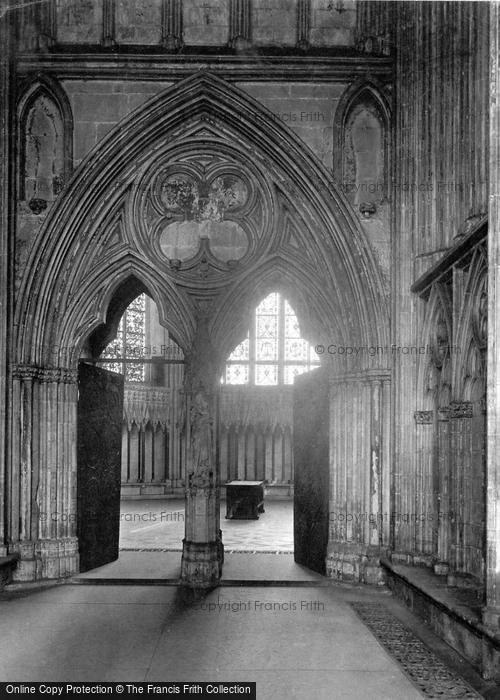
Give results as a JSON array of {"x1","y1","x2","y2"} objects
[
  {"x1": 77, "y1": 362, "x2": 124, "y2": 572},
  {"x1": 293, "y1": 368, "x2": 329, "y2": 574}
]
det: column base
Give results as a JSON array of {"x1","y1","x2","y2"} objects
[
  {"x1": 9, "y1": 538, "x2": 79, "y2": 581},
  {"x1": 181, "y1": 536, "x2": 224, "y2": 588}
]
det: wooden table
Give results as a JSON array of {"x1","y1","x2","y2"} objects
[{"x1": 225, "y1": 480, "x2": 265, "y2": 520}]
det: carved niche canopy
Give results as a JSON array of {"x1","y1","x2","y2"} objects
[{"x1": 131, "y1": 151, "x2": 269, "y2": 282}]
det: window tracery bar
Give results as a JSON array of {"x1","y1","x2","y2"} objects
[
  {"x1": 102, "y1": 294, "x2": 147, "y2": 382},
  {"x1": 224, "y1": 292, "x2": 320, "y2": 385}
]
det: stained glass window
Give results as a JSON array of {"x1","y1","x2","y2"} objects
[
  {"x1": 223, "y1": 292, "x2": 321, "y2": 385},
  {"x1": 102, "y1": 294, "x2": 146, "y2": 382}
]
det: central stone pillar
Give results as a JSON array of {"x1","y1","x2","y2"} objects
[{"x1": 180, "y1": 320, "x2": 223, "y2": 588}]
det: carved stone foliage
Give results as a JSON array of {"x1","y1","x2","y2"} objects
[
  {"x1": 447, "y1": 401, "x2": 473, "y2": 420},
  {"x1": 12, "y1": 364, "x2": 78, "y2": 384},
  {"x1": 414, "y1": 410, "x2": 433, "y2": 425}
]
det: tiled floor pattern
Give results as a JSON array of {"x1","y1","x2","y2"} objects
[
  {"x1": 351, "y1": 603, "x2": 484, "y2": 699},
  {"x1": 119, "y1": 498, "x2": 293, "y2": 552}
]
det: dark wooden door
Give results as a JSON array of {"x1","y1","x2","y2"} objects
[
  {"x1": 293, "y1": 368, "x2": 330, "y2": 574},
  {"x1": 77, "y1": 362, "x2": 124, "y2": 572}
]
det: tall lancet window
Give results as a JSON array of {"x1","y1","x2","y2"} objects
[
  {"x1": 224, "y1": 292, "x2": 320, "y2": 385},
  {"x1": 103, "y1": 294, "x2": 147, "y2": 382}
]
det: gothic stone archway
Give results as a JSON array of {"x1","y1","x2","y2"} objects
[{"x1": 10, "y1": 72, "x2": 389, "y2": 585}]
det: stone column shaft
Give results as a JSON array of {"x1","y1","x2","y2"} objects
[
  {"x1": 327, "y1": 372, "x2": 390, "y2": 584},
  {"x1": 161, "y1": 0, "x2": 183, "y2": 50},
  {"x1": 228, "y1": 0, "x2": 251, "y2": 50},
  {"x1": 0, "y1": 8, "x2": 14, "y2": 557},
  {"x1": 102, "y1": 0, "x2": 116, "y2": 47},
  {"x1": 9, "y1": 366, "x2": 79, "y2": 581},
  {"x1": 296, "y1": 0, "x2": 310, "y2": 50},
  {"x1": 485, "y1": 0, "x2": 500, "y2": 630},
  {"x1": 180, "y1": 323, "x2": 223, "y2": 588}
]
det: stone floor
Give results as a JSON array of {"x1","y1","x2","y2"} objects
[
  {"x1": 0, "y1": 584, "x2": 437, "y2": 697},
  {"x1": 1, "y1": 497, "x2": 498, "y2": 697},
  {"x1": 1, "y1": 579, "x2": 497, "y2": 698},
  {"x1": 119, "y1": 497, "x2": 293, "y2": 552}
]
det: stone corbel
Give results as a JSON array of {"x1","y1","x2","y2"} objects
[
  {"x1": 102, "y1": 0, "x2": 116, "y2": 48},
  {"x1": 228, "y1": 0, "x2": 252, "y2": 50},
  {"x1": 296, "y1": 0, "x2": 311, "y2": 51},
  {"x1": 161, "y1": 0, "x2": 183, "y2": 51}
]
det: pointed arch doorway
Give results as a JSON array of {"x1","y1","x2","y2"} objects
[{"x1": 11, "y1": 73, "x2": 389, "y2": 587}]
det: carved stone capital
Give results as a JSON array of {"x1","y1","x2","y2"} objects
[
  {"x1": 414, "y1": 410, "x2": 433, "y2": 425},
  {"x1": 228, "y1": 0, "x2": 251, "y2": 49},
  {"x1": 448, "y1": 401, "x2": 473, "y2": 419},
  {"x1": 12, "y1": 364, "x2": 39, "y2": 381},
  {"x1": 161, "y1": 0, "x2": 183, "y2": 50},
  {"x1": 12, "y1": 364, "x2": 78, "y2": 384}
]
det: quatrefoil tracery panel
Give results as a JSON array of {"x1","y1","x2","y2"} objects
[
  {"x1": 132, "y1": 153, "x2": 269, "y2": 278},
  {"x1": 154, "y1": 167, "x2": 250, "y2": 263}
]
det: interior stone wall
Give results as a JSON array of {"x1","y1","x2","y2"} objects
[
  {"x1": 391, "y1": 1, "x2": 490, "y2": 597},
  {"x1": 18, "y1": 0, "x2": 357, "y2": 49},
  {"x1": 62, "y1": 79, "x2": 345, "y2": 171}
]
